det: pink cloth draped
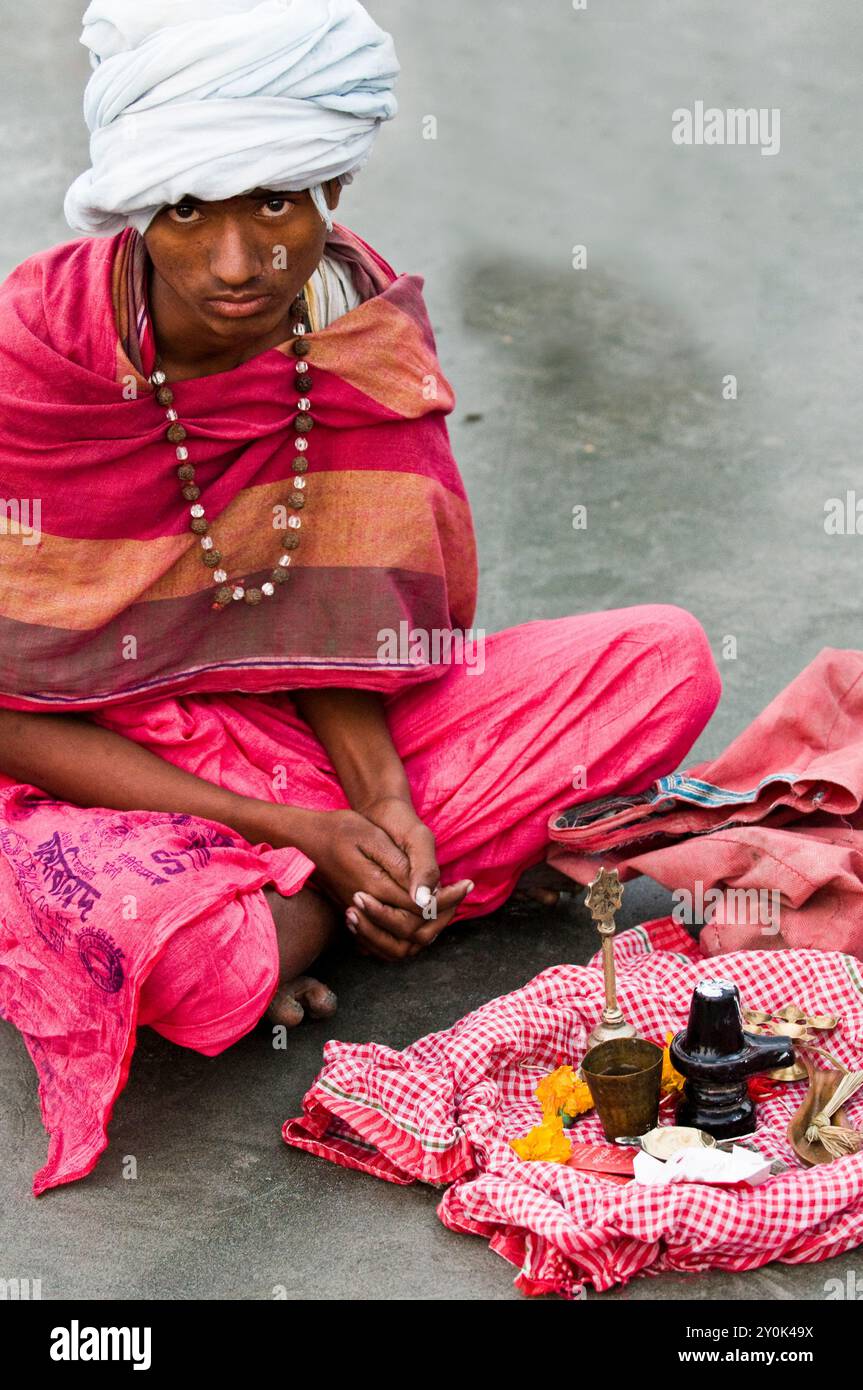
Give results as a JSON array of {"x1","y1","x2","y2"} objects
[
  {"x1": 548, "y1": 647, "x2": 863, "y2": 957},
  {"x1": 0, "y1": 604, "x2": 719, "y2": 1194},
  {"x1": 0, "y1": 225, "x2": 477, "y2": 709}
]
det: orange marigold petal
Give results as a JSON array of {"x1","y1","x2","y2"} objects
[
  {"x1": 661, "y1": 1030, "x2": 686, "y2": 1095},
  {"x1": 510, "y1": 1115, "x2": 572, "y2": 1163},
  {"x1": 536, "y1": 1065, "x2": 578, "y2": 1118},
  {"x1": 561, "y1": 1079, "x2": 595, "y2": 1117}
]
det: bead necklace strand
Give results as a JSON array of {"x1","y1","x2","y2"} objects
[{"x1": 148, "y1": 291, "x2": 314, "y2": 611}]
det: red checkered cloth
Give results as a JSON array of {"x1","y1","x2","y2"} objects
[{"x1": 283, "y1": 920, "x2": 863, "y2": 1299}]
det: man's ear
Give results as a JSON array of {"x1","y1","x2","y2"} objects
[{"x1": 325, "y1": 177, "x2": 343, "y2": 211}]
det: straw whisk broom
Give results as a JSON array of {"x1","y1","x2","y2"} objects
[
  {"x1": 804, "y1": 1069, "x2": 863, "y2": 1157},
  {"x1": 798, "y1": 1043, "x2": 863, "y2": 1159}
]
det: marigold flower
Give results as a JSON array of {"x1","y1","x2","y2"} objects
[
  {"x1": 661, "y1": 1031, "x2": 686, "y2": 1095},
  {"x1": 535, "y1": 1064, "x2": 595, "y2": 1124},
  {"x1": 536, "y1": 1064, "x2": 574, "y2": 1115},
  {"x1": 510, "y1": 1115, "x2": 572, "y2": 1164},
  {"x1": 561, "y1": 1078, "x2": 595, "y2": 1118}
]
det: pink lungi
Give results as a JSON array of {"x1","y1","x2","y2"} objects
[{"x1": 132, "y1": 604, "x2": 721, "y2": 1046}]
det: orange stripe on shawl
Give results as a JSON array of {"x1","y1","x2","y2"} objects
[
  {"x1": 0, "y1": 471, "x2": 474, "y2": 631},
  {"x1": 276, "y1": 295, "x2": 455, "y2": 419}
]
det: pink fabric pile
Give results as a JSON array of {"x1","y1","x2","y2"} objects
[
  {"x1": 283, "y1": 920, "x2": 863, "y2": 1298},
  {"x1": 547, "y1": 648, "x2": 863, "y2": 957}
]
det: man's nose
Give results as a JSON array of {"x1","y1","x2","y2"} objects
[{"x1": 208, "y1": 222, "x2": 264, "y2": 287}]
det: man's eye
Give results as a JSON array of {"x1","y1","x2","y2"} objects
[
  {"x1": 169, "y1": 203, "x2": 200, "y2": 223},
  {"x1": 260, "y1": 198, "x2": 290, "y2": 216}
]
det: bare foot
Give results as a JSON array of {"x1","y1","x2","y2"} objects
[
  {"x1": 263, "y1": 884, "x2": 339, "y2": 1029},
  {"x1": 513, "y1": 863, "x2": 574, "y2": 908}
]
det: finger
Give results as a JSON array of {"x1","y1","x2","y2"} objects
[
  {"x1": 410, "y1": 880, "x2": 474, "y2": 946},
  {"x1": 359, "y1": 860, "x2": 419, "y2": 913},
  {"x1": 358, "y1": 833, "x2": 418, "y2": 911},
  {"x1": 362, "y1": 825, "x2": 411, "y2": 882},
  {"x1": 358, "y1": 881, "x2": 473, "y2": 957},
  {"x1": 433, "y1": 879, "x2": 473, "y2": 911},
  {"x1": 348, "y1": 905, "x2": 412, "y2": 961},
  {"x1": 404, "y1": 824, "x2": 440, "y2": 908},
  {"x1": 346, "y1": 906, "x2": 392, "y2": 959},
  {"x1": 412, "y1": 878, "x2": 473, "y2": 930},
  {"x1": 404, "y1": 910, "x2": 451, "y2": 953},
  {"x1": 347, "y1": 879, "x2": 474, "y2": 957},
  {"x1": 355, "y1": 878, "x2": 472, "y2": 941},
  {"x1": 353, "y1": 892, "x2": 426, "y2": 942}
]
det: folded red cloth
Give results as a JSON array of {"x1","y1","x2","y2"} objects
[
  {"x1": 547, "y1": 648, "x2": 863, "y2": 957},
  {"x1": 284, "y1": 920, "x2": 863, "y2": 1298}
]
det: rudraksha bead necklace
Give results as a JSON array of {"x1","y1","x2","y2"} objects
[{"x1": 148, "y1": 292, "x2": 313, "y2": 611}]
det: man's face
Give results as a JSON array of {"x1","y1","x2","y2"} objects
[{"x1": 143, "y1": 185, "x2": 338, "y2": 342}]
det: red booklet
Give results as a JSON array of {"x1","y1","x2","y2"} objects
[{"x1": 567, "y1": 1142, "x2": 635, "y2": 1183}]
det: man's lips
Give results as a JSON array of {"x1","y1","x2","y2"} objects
[{"x1": 204, "y1": 293, "x2": 275, "y2": 319}]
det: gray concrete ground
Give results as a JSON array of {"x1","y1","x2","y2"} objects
[{"x1": 1, "y1": 0, "x2": 862, "y2": 1300}]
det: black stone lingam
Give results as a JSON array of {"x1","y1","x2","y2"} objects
[{"x1": 669, "y1": 980, "x2": 795, "y2": 1140}]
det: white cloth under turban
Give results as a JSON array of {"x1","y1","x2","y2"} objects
[{"x1": 64, "y1": 0, "x2": 399, "y2": 235}]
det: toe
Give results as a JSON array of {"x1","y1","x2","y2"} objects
[
  {"x1": 513, "y1": 887, "x2": 562, "y2": 908},
  {"x1": 533, "y1": 888, "x2": 563, "y2": 907},
  {"x1": 266, "y1": 985, "x2": 305, "y2": 1029},
  {"x1": 287, "y1": 976, "x2": 338, "y2": 1020}
]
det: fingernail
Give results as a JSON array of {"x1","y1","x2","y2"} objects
[
  {"x1": 346, "y1": 910, "x2": 358, "y2": 933},
  {"x1": 353, "y1": 892, "x2": 367, "y2": 908},
  {"x1": 466, "y1": 881, "x2": 475, "y2": 894},
  {"x1": 414, "y1": 885, "x2": 433, "y2": 908}
]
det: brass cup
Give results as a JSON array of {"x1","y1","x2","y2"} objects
[{"x1": 581, "y1": 1037, "x2": 664, "y2": 1141}]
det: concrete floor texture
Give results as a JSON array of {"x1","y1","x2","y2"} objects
[{"x1": 1, "y1": 1, "x2": 861, "y2": 1300}]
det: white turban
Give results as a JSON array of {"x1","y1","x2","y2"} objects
[{"x1": 64, "y1": 0, "x2": 399, "y2": 236}]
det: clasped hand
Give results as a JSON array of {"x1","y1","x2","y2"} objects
[{"x1": 279, "y1": 797, "x2": 473, "y2": 961}]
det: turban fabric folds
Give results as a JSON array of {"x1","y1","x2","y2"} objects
[{"x1": 64, "y1": 0, "x2": 399, "y2": 235}]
